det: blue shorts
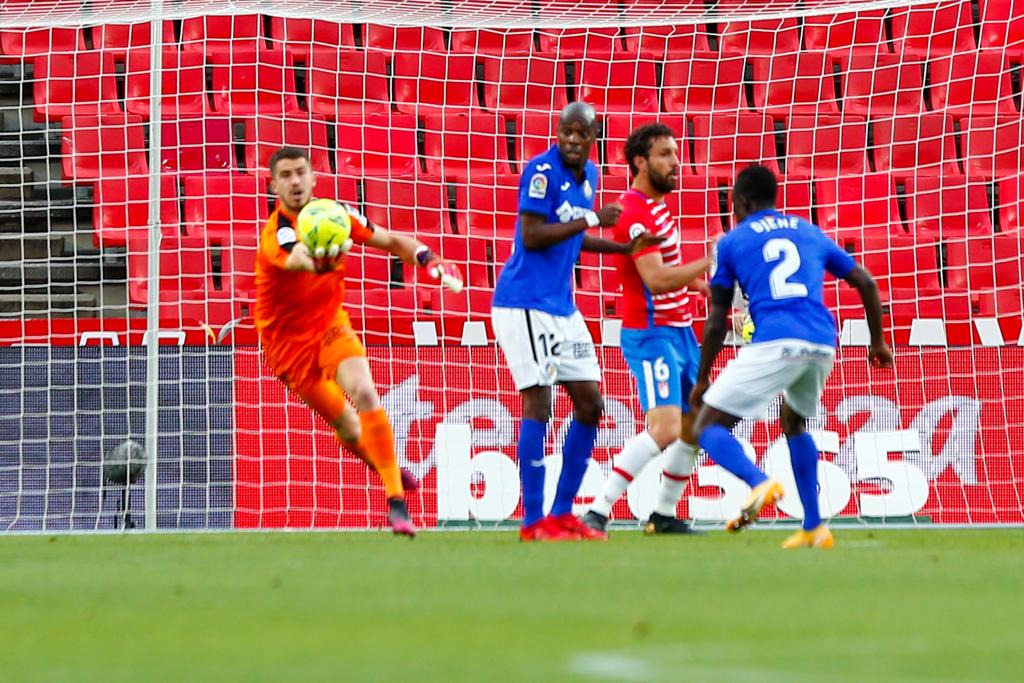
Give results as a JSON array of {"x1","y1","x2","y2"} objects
[{"x1": 620, "y1": 325, "x2": 700, "y2": 413}]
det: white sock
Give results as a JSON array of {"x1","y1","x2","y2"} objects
[
  {"x1": 589, "y1": 431, "x2": 662, "y2": 517},
  {"x1": 653, "y1": 440, "x2": 698, "y2": 517}
]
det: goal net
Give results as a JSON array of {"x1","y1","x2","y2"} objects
[{"x1": 0, "y1": 0, "x2": 1021, "y2": 532}]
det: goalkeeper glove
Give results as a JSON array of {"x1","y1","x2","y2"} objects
[{"x1": 415, "y1": 246, "x2": 464, "y2": 293}]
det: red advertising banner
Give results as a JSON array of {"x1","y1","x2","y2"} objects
[{"x1": 234, "y1": 346, "x2": 1024, "y2": 528}]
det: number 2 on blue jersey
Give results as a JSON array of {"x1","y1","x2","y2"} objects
[{"x1": 763, "y1": 238, "x2": 809, "y2": 300}]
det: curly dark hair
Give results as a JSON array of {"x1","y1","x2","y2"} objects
[
  {"x1": 623, "y1": 123, "x2": 676, "y2": 178},
  {"x1": 732, "y1": 165, "x2": 778, "y2": 208}
]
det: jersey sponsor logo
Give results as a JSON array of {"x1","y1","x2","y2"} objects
[
  {"x1": 556, "y1": 201, "x2": 590, "y2": 223},
  {"x1": 528, "y1": 173, "x2": 548, "y2": 199},
  {"x1": 573, "y1": 341, "x2": 595, "y2": 359},
  {"x1": 276, "y1": 226, "x2": 297, "y2": 246},
  {"x1": 629, "y1": 222, "x2": 646, "y2": 239}
]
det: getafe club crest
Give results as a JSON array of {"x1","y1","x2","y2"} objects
[{"x1": 583, "y1": 180, "x2": 593, "y2": 199}]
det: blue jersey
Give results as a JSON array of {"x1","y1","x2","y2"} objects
[
  {"x1": 492, "y1": 145, "x2": 599, "y2": 316},
  {"x1": 711, "y1": 208, "x2": 857, "y2": 347}
]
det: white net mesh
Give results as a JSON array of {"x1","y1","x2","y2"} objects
[{"x1": 0, "y1": 0, "x2": 1021, "y2": 530}]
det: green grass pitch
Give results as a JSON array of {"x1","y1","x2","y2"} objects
[{"x1": 1, "y1": 529, "x2": 1021, "y2": 682}]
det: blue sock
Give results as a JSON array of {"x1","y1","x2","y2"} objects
[
  {"x1": 551, "y1": 420, "x2": 599, "y2": 517},
  {"x1": 699, "y1": 424, "x2": 768, "y2": 488},
  {"x1": 518, "y1": 418, "x2": 548, "y2": 527},
  {"x1": 787, "y1": 432, "x2": 822, "y2": 531}
]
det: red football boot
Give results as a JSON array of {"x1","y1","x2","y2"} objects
[
  {"x1": 519, "y1": 516, "x2": 581, "y2": 542},
  {"x1": 549, "y1": 513, "x2": 608, "y2": 541}
]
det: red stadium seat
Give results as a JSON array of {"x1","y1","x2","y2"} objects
[
  {"x1": 890, "y1": 288, "x2": 973, "y2": 345},
  {"x1": 719, "y1": 18, "x2": 800, "y2": 56},
  {"x1": 336, "y1": 114, "x2": 419, "y2": 177},
  {"x1": 892, "y1": 1, "x2": 977, "y2": 58},
  {"x1": 964, "y1": 116, "x2": 1024, "y2": 180},
  {"x1": 751, "y1": 52, "x2": 841, "y2": 120},
  {"x1": 404, "y1": 233, "x2": 492, "y2": 290},
  {"x1": 662, "y1": 51, "x2": 745, "y2": 116},
  {"x1": 621, "y1": 24, "x2": 711, "y2": 60},
  {"x1": 341, "y1": 249, "x2": 395, "y2": 289},
  {"x1": 450, "y1": 29, "x2": 534, "y2": 56},
  {"x1": 997, "y1": 174, "x2": 1024, "y2": 232},
  {"x1": 980, "y1": 0, "x2": 1024, "y2": 56},
  {"x1": 159, "y1": 117, "x2": 234, "y2": 175},
  {"x1": 394, "y1": 51, "x2": 477, "y2": 116},
  {"x1": 365, "y1": 177, "x2": 453, "y2": 235},
  {"x1": 578, "y1": 242, "x2": 621, "y2": 294},
  {"x1": 183, "y1": 174, "x2": 268, "y2": 242},
  {"x1": 180, "y1": 15, "x2": 264, "y2": 55},
  {"x1": 536, "y1": 28, "x2": 620, "y2": 57},
  {"x1": 599, "y1": 173, "x2": 629, "y2": 208},
  {"x1": 308, "y1": 48, "x2": 389, "y2": 119},
  {"x1": 60, "y1": 115, "x2": 148, "y2": 185},
  {"x1": 724, "y1": 176, "x2": 813, "y2": 226},
  {"x1": 603, "y1": 113, "x2": 686, "y2": 180},
  {"x1": 244, "y1": 116, "x2": 331, "y2": 178},
  {"x1": 423, "y1": 113, "x2": 512, "y2": 181},
  {"x1": 786, "y1": 115, "x2": 868, "y2": 179},
  {"x1": 32, "y1": 52, "x2": 121, "y2": 123},
  {"x1": 905, "y1": 176, "x2": 992, "y2": 238},
  {"x1": 92, "y1": 175, "x2": 180, "y2": 248},
  {"x1": 930, "y1": 52, "x2": 1018, "y2": 121},
  {"x1": 946, "y1": 233, "x2": 1023, "y2": 291},
  {"x1": 0, "y1": 28, "x2": 84, "y2": 62},
  {"x1": 481, "y1": 55, "x2": 569, "y2": 121},
  {"x1": 93, "y1": 22, "x2": 176, "y2": 59},
  {"x1": 127, "y1": 233, "x2": 210, "y2": 304},
  {"x1": 517, "y1": 112, "x2": 599, "y2": 167},
  {"x1": 210, "y1": 49, "x2": 302, "y2": 116},
  {"x1": 456, "y1": 174, "x2": 520, "y2": 238},
  {"x1": 313, "y1": 174, "x2": 359, "y2": 205},
  {"x1": 125, "y1": 48, "x2": 209, "y2": 119},
  {"x1": 851, "y1": 235, "x2": 941, "y2": 295},
  {"x1": 815, "y1": 174, "x2": 904, "y2": 241},
  {"x1": 839, "y1": 53, "x2": 925, "y2": 118},
  {"x1": 668, "y1": 175, "x2": 724, "y2": 241},
  {"x1": 577, "y1": 55, "x2": 659, "y2": 115},
  {"x1": 803, "y1": 11, "x2": 887, "y2": 57},
  {"x1": 692, "y1": 113, "x2": 780, "y2": 182},
  {"x1": 872, "y1": 113, "x2": 961, "y2": 181},
  {"x1": 268, "y1": 18, "x2": 355, "y2": 61},
  {"x1": 975, "y1": 287, "x2": 1024, "y2": 342},
  {"x1": 364, "y1": 25, "x2": 446, "y2": 54}
]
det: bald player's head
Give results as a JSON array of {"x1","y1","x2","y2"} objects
[{"x1": 556, "y1": 102, "x2": 598, "y2": 172}]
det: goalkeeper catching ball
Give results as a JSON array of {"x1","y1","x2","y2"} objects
[{"x1": 254, "y1": 147, "x2": 463, "y2": 537}]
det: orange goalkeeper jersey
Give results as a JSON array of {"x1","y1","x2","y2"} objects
[{"x1": 254, "y1": 202, "x2": 375, "y2": 379}]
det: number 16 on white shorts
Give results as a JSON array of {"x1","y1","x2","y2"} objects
[{"x1": 492, "y1": 307, "x2": 601, "y2": 390}]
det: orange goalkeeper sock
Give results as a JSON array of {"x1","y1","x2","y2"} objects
[
  {"x1": 358, "y1": 407, "x2": 404, "y2": 499},
  {"x1": 338, "y1": 434, "x2": 377, "y2": 473}
]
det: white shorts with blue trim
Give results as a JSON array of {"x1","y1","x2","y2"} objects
[
  {"x1": 492, "y1": 306, "x2": 601, "y2": 390},
  {"x1": 702, "y1": 339, "x2": 835, "y2": 419}
]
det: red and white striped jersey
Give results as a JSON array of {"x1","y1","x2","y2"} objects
[{"x1": 614, "y1": 188, "x2": 695, "y2": 329}]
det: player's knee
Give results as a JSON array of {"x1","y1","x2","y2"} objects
[
  {"x1": 348, "y1": 383, "x2": 380, "y2": 412},
  {"x1": 647, "y1": 418, "x2": 681, "y2": 450},
  {"x1": 574, "y1": 395, "x2": 604, "y2": 426},
  {"x1": 521, "y1": 388, "x2": 552, "y2": 422},
  {"x1": 333, "y1": 411, "x2": 360, "y2": 442},
  {"x1": 779, "y1": 404, "x2": 806, "y2": 437}
]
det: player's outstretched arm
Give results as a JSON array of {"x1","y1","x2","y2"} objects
[
  {"x1": 366, "y1": 227, "x2": 463, "y2": 292},
  {"x1": 846, "y1": 265, "x2": 894, "y2": 368},
  {"x1": 580, "y1": 231, "x2": 666, "y2": 254},
  {"x1": 633, "y1": 251, "x2": 711, "y2": 294},
  {"x1": 690, "y1": 286, "x2": 732, "y2": 410},
  {"x1": 520, "y1": 203, "x2": 622, "y2": 250}
]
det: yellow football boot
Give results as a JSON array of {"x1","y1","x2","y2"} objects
[
  {"x1": 726, "y1": 479, "x2": 785, "y2": 532},
  {"x1": 781, "y1": 525, "x2": 835, "y2": 549}
]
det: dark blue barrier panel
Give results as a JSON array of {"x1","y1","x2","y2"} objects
[{"x1": 0, "y1": 346, "x2": 234, "y2": 531}]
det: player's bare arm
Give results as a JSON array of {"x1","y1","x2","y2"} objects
[
  {"x1": 633, "y1": 250, "x2": 711, "y2": 293},
  {"x1": 519, "y1": 202, "x2": 622, "y2": 250},
  {"x1": 580, "y1": 230, "x2": 665, "y2": 254},
  {"x1": 366, "y1": 226, "x2": 464, "y2": 291},
  {"x1": 690, "y1": 285, "x2": 732, "y2": 410},
  {"x1": 846, "y1": 265, "x2": 894, "y2": 368}
]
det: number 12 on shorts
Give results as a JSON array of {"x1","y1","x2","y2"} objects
[{"x1": 537, "y1": 332, "x2": 561, "y2": 358}]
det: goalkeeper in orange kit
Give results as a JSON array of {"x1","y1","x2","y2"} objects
[{"x1": 255, "y1": 147, "x2": 463, "y2": 536}]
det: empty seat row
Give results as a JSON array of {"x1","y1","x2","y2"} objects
[
  {"x1": 60, "y1": 110, "x2": 1024, "y2": 192},
  {"x1": 31, "y1": 47, "x2": 1024, "y2": 125},
  {"x1": 6, "y1": 2, "x2": 1024, "y2": 61}
]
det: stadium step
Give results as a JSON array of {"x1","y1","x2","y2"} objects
[
  {"x1": 0, "y1": 234, "x2": 65, "y2": 260},
  {"x1": 0, "y1": 292, "x2": 96, "y2": 318},
  {"x1": 0, "y1": 257, "x2": 114, "y2": 287},
  {"x1": 0, "y1": 198, "x2": 78, "y2": 228},
  {"x1": 0, "y1": 165, "x2": 31, "y2": 199}
]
